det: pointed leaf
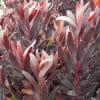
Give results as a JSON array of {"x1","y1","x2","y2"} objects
[
  {"x1": 29, "y1": 53, "x2": 39, "y2": 74},
  {"x1": 76, "y1": 2, "x2": 89, "y2": 23},
  {"x1": 3, "y1": 27, "x2": 9, "y2": 51},
  {"x1": 56, "y1": 16, "x2": 77, "y2": 28},
  {"x1": 16, "y1": 41, "x2": 23, "y2": 63},
  {"x1": 88, "y1": 71, "x2": 100, "y2": 82},
  {"x1": 23, "y1": 40, "x2": 36, "y2": 61},
  {"x1": 67, "y1": 32, "x2": 77, "y2": 63},
  {"x1": 22, "y1": 70, "x2": 38, "y2": 91},
  {"x1": 30, "y1": 11, "x2": 43, "y2": 40},
  {"x1": 67, "y1": 10, "x2": 75, "y2": 22},
  {"x1": 10, "y1": 40, "x2": 17, "y2": 56},
  {"x1": 38, "y1": 55, "x2": 53, "y2": 80}
]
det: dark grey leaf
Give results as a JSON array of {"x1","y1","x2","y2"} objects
[
  {"x1": 88, "y1": 71, "x2": 100, "y2": 82},
  {"x1": 79, "y1": 81, "x2": 98, "y2": 96},
  {"x1": 30, "y1": 11, "x2": 43, "y2": 40},
  {"x1": 0, "y1": 87, "x2": 5, "y2": 100}
]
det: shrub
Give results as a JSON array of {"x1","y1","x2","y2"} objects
[{"x1": 0, "y1": 0, "x2": 100, "y2": 100}]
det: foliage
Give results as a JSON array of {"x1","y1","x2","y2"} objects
[{"x1": 0, "y1": 0, "x2": 100, "y2": 100}]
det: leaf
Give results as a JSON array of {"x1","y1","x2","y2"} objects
[
  {"x1": 77, "y1": 28, "x2": 94, "y2": 60},
  {"x1": 29, "y1": 53, "x2": 39, "y2": 76},
  {"x1": 23, "y1": 40, "x2": 36, "y2": 61},
  {"x1": 88, "y1": 71, "x2": 100, "y2": 82},
  {"x1": 47, "y1": 85, "x2": 67, "y2": 100},
  {"x1": 89, "y1": 11, "x2": 96, "y2": 21},
  {"x1": 10, "y1": 40, "x2": 17, "y2": 56},
  {"x1": 46, "y1": 70, "x2": 62, "y2": 86},
  {"x1": 41, "y1": 50, "x2": 49, "y2": 59},
  {"x1": 16, "y1": 41, "x2": 23, "y2": 63},
  {"x1": 5, "y1": 65, "x2": 24, "y2": 79},
  {"x1": 29, "y1": 9, "x2": 37, "y2": 22},
  {"x1": 56, "y1": 20, "x2": 64, "y2": 33},
  {"x1": 76, "y1": 2, "x2": 89, "y2": 23},
  {"x1": 62, "y1": 49, "x2": 75, "y2": 74},
  {"x1": 21, "y1": 89, "x2": 33, "y2": 95},
  {"x1": 81, "y1": 8, "x2": 91, "y2": 33},
  {"x1": 38, "y1": 55, "x2": 53, "y2": 80},
  {"x1": 83, "y1": 27, "x2": 95, "y2": 46},
  {"x1": 94, "y1": 20, "x2": 100, "y2": 39},
  {"x1": 14, "y1": 41, "x2": 24, "y2": 69},
  {"x1": 79, "y1": 81, "x2": 98, "y2": 96},
  {"x1": 30, "y1": 11, "x2": 43, "y2": 40},
  {"x1": 67, "y1": 32, "x2": 77, "y2": 63},
  {"x1": 24, "y1": 6, "x2": 29, "y2": 29},
  {"x1": 0, "y1": 26, "x2": 4, "y2": 49},
  {"x1": 78, "y1": 8, "x2": 91, "y2": 38},
  {"x1": 95, "y1": 37, "x2": 100, "y2": 50},
  {"x1": 56, "y1": 16, "x2": 77, "y2": 28},
  {"x1": 77, "y1": 27, "x2": 95, "y2": 60},
  {"x1": 67, "y1": 10, "x2": 75, "y2": 22},
  {"x1": 0, "y1": 87, "x2": 5, "y2": 100},
  {"x1": 16, "y1": 16, "x2": 30, "y2": 39},
  {"x1": 67, "y1": 90, "x2": 76, "y2": 96},
  {"x1": 17, "y1": 4, "x2": 24, "y2": 20},
  {"x1": 39, "y1": 55, "x2": 53, "y2": 70},
  {"x1": 9, "y1": 51, "x2": 19, "y2": 67},
  {"x1": 3, "y1": 27, "x2": 9, "y2": 51},
  {"x1": 80, "y1": 43, "x2": 95, "y2": 73},
  {"x1": 22, "y1": 70, "x2": 38, "y2": 91}
]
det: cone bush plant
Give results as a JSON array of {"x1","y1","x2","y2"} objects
[{"x1": 0, "y1": 0, "x2": 100, "y2": 100}]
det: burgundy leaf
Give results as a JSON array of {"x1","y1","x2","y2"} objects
[
  {"x1": 10, "y1": 40, "x2": 17, "y2": 56},
  {"x1": 94, "y1": 20, "x2": 100, "y2": 39},
  {"x1": 63, "y1": 49, "x2": 75, "y2": 74},
  {"x1": 38, "y1": 55, "x2": 53, "y2": 80},
  {"x1": 22, "y1": 70, "x2": 38, "y2": 91},
  {"x1": 30, "y1": 11, "x2": 43, "y2": 40},
  {"x1": 77, "y1": 27, "x2": 95, "y2": 60},
  {"x1": 29, "y1": 9, "x2": 37, "y2": 22},
  {"x1": 16, "y1": 41, "x2": 23, "y2": 63},
  {"x1": 79, "y1": 8, "x2": 91, "y2": 37},
  {"x1": 67, "y1": 32, "x2": 77, "y2": 63},
  {"x1": 17, "y1": 4, "x2": 24, "y2": 20},
  {"x1": 3, "y1": 27, "x2": 9, "y2": 51},
  {"x1": 56, "y1": 16, "x2": 77, "y2": 28},
  {"x1": 29, "y1": 53, "x2": 39, "y2": 75},
  {"x1": 16, "y1": 16, "x2": 30, "y2": 39},
  {"x1": 9, "y1": 51, "x2": 19, "y2": 67},
  {"x1": 76, "y1": 2, "x2": 89, "y2": 23},
  {"x1": 83, "y1": 27, "x2": 95, "y2": 46},
  {"x1": 23, "y1": 40, "x2": 36, "y2": 61}
]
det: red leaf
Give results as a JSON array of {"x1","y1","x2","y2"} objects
[
  {"x1": 29, "y1": 53, "x2": 39, "y2": 74},
  {"x1": 89, "y1": 11, "x2": 96, "y2": 21},
  {"x1": 10, "y1": 40, "x2": 17, "y2": 56},
  {"x1": 3, "y1": 27, "x2": 9, "y2": 51},
  {"x1": 22, "y1": 70, "x2": 38, "y2": 91},
  {"x1": 38, "y1": 55, "x2": 53, "y2": 80},
  {"x1": 16, "y1": 41, "x2": 23, "y2": 64},
  {"x1": 17, "y1": 4, "x2": 24, "y2": 20},
  {"x1": 0, "y1": 27, "x2": 4, "y2": 49},
  {"x1": 76, "y1": 2, "x2": 89, "y2": 23},
  {"x1": 23, "y1": 40, "x2": 36, "y2": 61},
  {"x1": 29, "y1": 9, "x2": 37, "y2": 22}
]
